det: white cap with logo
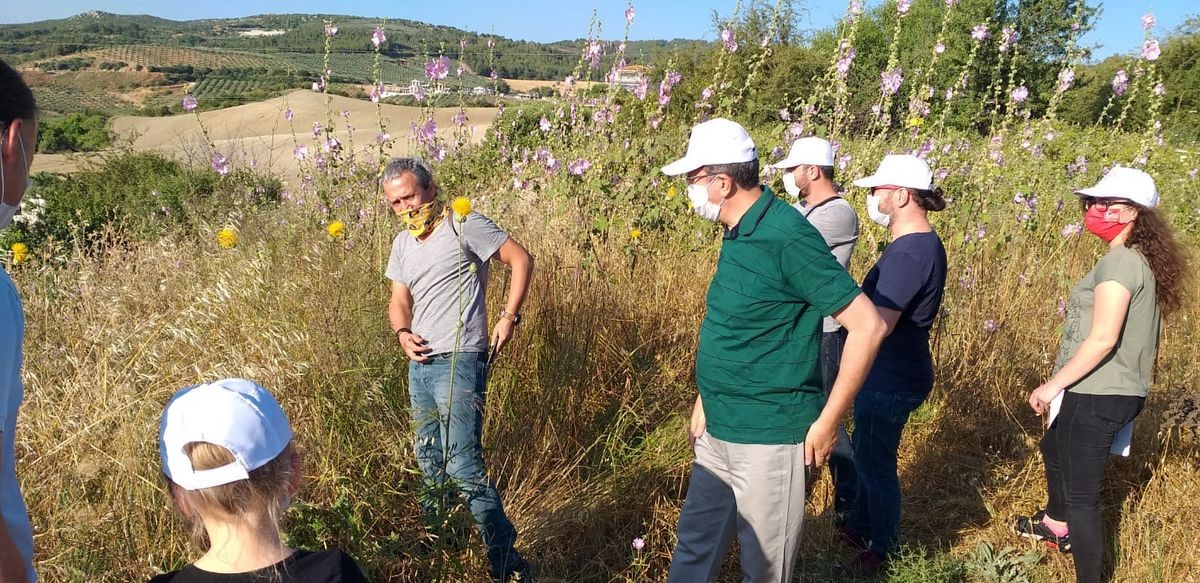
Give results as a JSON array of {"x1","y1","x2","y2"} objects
[
  {"x1": 852, "y1": 154, "x2": 933, "y2": 191},
  {"x1": 661, "y1": 118, "x2": 758, "y2": 176},
  {"x1": 771, "y1": 137, "x2": 835, "y2": 169},
  {"x1": 159, "y1": 378, "x2": 293, "y2": 491},
  {"x1": 1073, "y1": 165, "x2": 1158, "y2": 208}
]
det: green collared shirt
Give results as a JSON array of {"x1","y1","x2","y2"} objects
[{"x1": 696, "y1": 188, "x2": 862, "y2": 444}]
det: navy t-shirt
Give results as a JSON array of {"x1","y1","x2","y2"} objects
[{"x1": 861, "y1": 231, "x2": 947, "y2": 394}]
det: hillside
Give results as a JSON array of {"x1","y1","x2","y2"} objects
[{"x1": 0, "y1": 11, "x2": 702, "y2": 80}]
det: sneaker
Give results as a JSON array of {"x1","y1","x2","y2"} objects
[
  {"x1": 1014, "y1": 510, "x2": 1072, "y2": 553},
  {"x1": 836, "y1": 522, "x2": 869, "y2": 551},
  {"x1": 490, "y1": 556, "x2": 535, "y2": 583},
  {"x1": 837, "y1": 550, "x2": 889, "y2": 577}
]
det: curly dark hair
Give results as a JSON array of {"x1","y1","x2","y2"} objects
[{"x1": 1127, "y1": 206, "x2": 1191, "y2": 315}]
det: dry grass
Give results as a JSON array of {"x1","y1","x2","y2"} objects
[{"x1": 10, "y1": 166, "x2": 1200, "y2": 582}]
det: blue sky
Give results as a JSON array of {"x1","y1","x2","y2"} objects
[{"x1": 2, "y1": 1, "x2": 1195, "y2": 61}]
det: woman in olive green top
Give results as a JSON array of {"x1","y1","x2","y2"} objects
[{"x1": 1016, "y1": 167, "x2": 1190, "y2": 583}]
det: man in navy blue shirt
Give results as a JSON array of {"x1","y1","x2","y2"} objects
[{"x1": 839, "y1": 155, "x2": 949, "y2": 577}]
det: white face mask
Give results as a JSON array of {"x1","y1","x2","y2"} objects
[
  {"x1": 687, "y1": 178, "x2": 724, "y2": 223},
  {"x1": 0, "y1": 132, "x2": 32, "y2": 230},
  {"x1": 782, "y1": 170, "x2": 802, "y2": 199},
  {"x1": 866, "y1": 193, "x2": 891, "y2": 228}
]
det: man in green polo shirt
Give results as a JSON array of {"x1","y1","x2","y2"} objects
[{"x1": 662, "y1": 118, "x2": 886, "y2": 582}]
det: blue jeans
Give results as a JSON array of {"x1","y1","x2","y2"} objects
[
  {"x1": 409, "y1": 351, "x2": 521, "y2": 575},
  {"x1": 848, "y1": 389, "x2": 927, "y2": 556},
  {"x1": 820, "y1": 329, "x2": 858, "y2": 518}
]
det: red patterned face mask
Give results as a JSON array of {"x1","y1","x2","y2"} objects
[{"x1": 1083, "y1": 206, "x2": 1128, "y2": 242}]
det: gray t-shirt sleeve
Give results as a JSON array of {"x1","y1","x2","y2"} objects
[
  {"x1": 805, "y1": 200, "x2": 859, "y2": 252},
  {"x1": 1095, "y1": 247, "x2": 1145, "y2": 295},
  {"x1": 461, "y1": 212, "x2": 509, "y2": 262},
  {"x1": 384, "y1": 233, "x2": 406, "y2": 284}
]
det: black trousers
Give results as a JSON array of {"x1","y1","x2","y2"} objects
[{"x1": 1041, "y1": 390, "x2": 1144, "y2": 583}]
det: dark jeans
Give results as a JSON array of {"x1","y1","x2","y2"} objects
[
  {"x1": 1041, "y1": 391, "x2": 1144, "y2": 583},
  {"x1": 848, "y1": 389, "x2": 927, "y2": 556},
  {"x1": 819, "y1": 328, "x2": 857, "y2": 518},
  {"x1": 409, "y1": 351, "x2": 522, "y2": 575}
]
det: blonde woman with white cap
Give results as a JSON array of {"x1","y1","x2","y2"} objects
[
  {"x1": 838, "y1": 154, "x2": 948, "y2": 577},
  {"x1": 1015, "y1": 167, "x2": 1190, "y2": 583},
  {"x1": 152, "y1": 379, "x2": 368, "y2": 582}
]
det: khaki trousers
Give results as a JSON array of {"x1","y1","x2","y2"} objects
[{"x1": 667, "y1": 432, "x2": 808, "y2": 583}]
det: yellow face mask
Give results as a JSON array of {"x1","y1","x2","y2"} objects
[{"x1": 400, "y1": 199, "x2": 446, "y2": 238}]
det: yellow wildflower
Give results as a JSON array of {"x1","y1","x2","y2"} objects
[
  {"x1": 666, "y1": 185, "x2": 678, "y2": 199},
  {"x1": 10, "y1": 242, "x2": 28, "y2": 264},
  {"x1": 907, "y1": 116, "x2": 925, "y2": 128},
  {"x1": 630, "y1": 228, "x2": 642, "y2": 240},
  {"x1": 217, "y1": 227, "x2": 238, "y2": 249},
  {"x1": 451, "y1": 196, "x2": 472, "y2": 222},
  {"x1": 327, "y1": 220, "x2": 346, "y2": 238}
]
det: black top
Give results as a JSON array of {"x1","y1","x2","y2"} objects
[
  {"x1": 149, "y1": 550, "x2": 368, "y2": 583},
  {"x1": 860, "y1": 231, "x2": 948, "y2": 394}
]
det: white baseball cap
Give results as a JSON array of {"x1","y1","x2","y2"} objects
[
  {"x1": 661, "y1": 118, "x2": 757, "y2": 176},
  {"x1": 1073, "y1": 165, "x2": 1158, "y2": 208},
  {"x1": 852, "y1": 154, "x2": 933, "y2": 191},
  {"x1": 159, "y1": 378, "x2": 293, "y2": 491},
  {"x1": 771, "y1": 137, "x2": 834, "y2": 169}
]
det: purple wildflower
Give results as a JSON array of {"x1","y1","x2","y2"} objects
[
  {"x1": 369, "y1": 84, "x2": 382, "y2": 103},
  {"x1": 452, "y1": 112, "x2": 468, "y2": 126},
  {"x1": 634, "y1": 77, "x2": 649, "y2": 100},
  {"x1": 1057, "y1": 68, "x2": 1075, "y2": 92},
  {"x1": 850, "y1": 1, "x2": 864, "y2": 15},
  {"x1": 284, "y1": 108, "x2": 294, "y2": 122},
  {"x1": 1153, "y1": 82, "x2": 1165, "y2": 96},
  {"x1": 375, "y1": 132, "x2": 391, "y2": 144},
  {"x1": 999, "y1": 26, "x2": 1019, "y2": 52},
  {"x1": 881, "y1": 68, "x2": 903, "y2": 97},
  {"x1": 632, "y1": 537, "x2": 645, "y2": 551},
  {"x1": 372, "y1": 26, "x2": 387, "y2": 49},
  {"x1": 721, "y1": 29, "x2": 738, "y2": 53},
  {"x1": 1057, "y1": 299, "x2": 1067, "y2": 316},
  {"x1": 1142, "y1": 13, "x2": 1155, "y2": 30},
  {"x1": 324, "y1": 23, "x2": 338, "y2": 37},
  {"x1": 420, "y1": 119, "x2": 437, "y2": 142},
  {"x1": 1011, "y1": 85, "x2": 1028, "y2": 103},
  {"x1": 835, "y1": 47, "x2": 856, "y2": 79},
  {"x1": 539, "y1": 116, "x2": 552, "y2": 132},
  {"x1": 1142, "y1": 40, "x2": 1160, "y2": 61},
  {"x1": 897, "y1": 0, "x2": 911, "y2": 15},
  {"x1": 425, "y1": 56, "x2": 450, "y2": 81},
  {"x1": 626, "y1": 5, "x2": 636, "y2": 24},
  {"x1": 182, "y1": 95, "x2": 198, "y2": 111},
  {"x1": 587, "y1": 40, "x2": 603, "y2": 69},
  {"x1": 934, "y1": 42, "x2": 946, "y2": 54},
  {"x1": 1062, "y1": 223, "x2": 1082, "y2": 237},
  {"x1": 294, "y1": 145, "x2": 308, "y2": 160},
  {"x1": 971, "y1": 24, "x2": 989, "y2": 42},
  {"x1": 1112, "y1": 70, "x2": 1129, "y2": 97},
  {"x1": 983, "y1": 319, "x2": 999, "y2": 333},
  {"x1": 568, "y1": 158, "x2": 591, "y2": 176},
  {"x1": 211, "y1": 153, "x2": 230, "y2": 176}
]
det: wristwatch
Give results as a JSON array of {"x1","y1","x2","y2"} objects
[{"x1": 499, "y1": 311, "x2": 522, "y2": 325}]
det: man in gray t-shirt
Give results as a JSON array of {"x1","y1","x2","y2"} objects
[
  {"x1": 382, "y1": 157, "x2": 535, "y2": 583},
  {"x1": 771, "y1": 137, "x2": 860, "y2": 522}
]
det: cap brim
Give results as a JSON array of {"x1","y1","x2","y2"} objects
[
  {"x1": 662, "y1": 156, "x2": 702, "y2": 176},
  {"x1": 852, "y1": 175, "x2": 887, "y2": 188},
  {"x1": 770, "y1": 156, "x2": 802, "y2": 170}
]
